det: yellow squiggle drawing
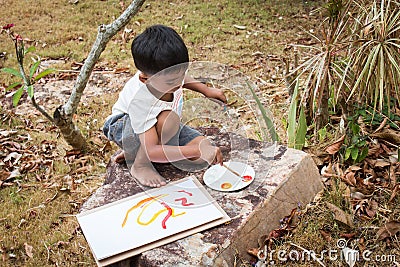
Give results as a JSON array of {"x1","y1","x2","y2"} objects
[{"x1": 122, "y1": 194, "x2": 185, "y2": 229}]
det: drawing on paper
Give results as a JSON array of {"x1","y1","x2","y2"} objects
[
  {"x1": 121, "y1": 191, "x2": 195, "y2": 229},
  {"x1": 76, "y1": 177, "x2": 230, "y2": 264}
]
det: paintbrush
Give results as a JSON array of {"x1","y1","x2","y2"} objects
[{"x1": 222, "y1": 163, "x2": 242, "y2": 179}]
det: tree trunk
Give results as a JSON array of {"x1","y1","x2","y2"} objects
[{"x1": 53, "y1": 0, "x2": 146, "y2": 151}]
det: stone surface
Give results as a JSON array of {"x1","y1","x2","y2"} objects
[{"x1": 81, "y1": 127, "x2": 323, "y2": 267}]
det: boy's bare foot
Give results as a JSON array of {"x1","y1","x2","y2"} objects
[
  {"x1": 130, "y1": 163, "x2": 167, "y2": 188},
  {"x1": 113, "y1": 151, "x2": 126, "y2": 164}
]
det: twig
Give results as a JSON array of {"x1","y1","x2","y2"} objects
[{"x1": 43, "y1": 241, "x2": 50, "y2": 262}]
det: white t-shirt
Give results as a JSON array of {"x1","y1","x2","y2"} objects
[{"x1": 110, "y1": 72, "x2": 183, "y2": 134}]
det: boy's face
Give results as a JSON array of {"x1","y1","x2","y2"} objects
[{"x1": 146, "y1": 67, "x2": 187, "y2": 94}]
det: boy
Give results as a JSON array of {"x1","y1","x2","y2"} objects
[{"x1": 103, "y1": 25, "x2": 227, "y2": 188}]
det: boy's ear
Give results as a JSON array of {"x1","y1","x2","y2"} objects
[{"x1": 139, "y1": 72, "x2": 149, "y2": 83}]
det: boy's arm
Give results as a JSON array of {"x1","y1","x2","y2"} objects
[
  {"x1": 183, "y1": 76, "x2": 227, "y2": 104},
  {"x1": 139, "y1": 126, "x2": 223, "y2": 164}
]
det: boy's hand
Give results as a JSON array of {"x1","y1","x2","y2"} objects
[
  {"x1": 198, "y1": 139, "x2": 223, "y2": 165},
  {"x1": 205, "y1": 87, "x2": 227, "y2": 104}
]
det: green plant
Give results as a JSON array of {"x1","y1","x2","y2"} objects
[
  {"x1": 290, "y1": 0, "x2": 352, "y2": 133},
  {"x1": 344, "y1": 0, "x2": 400, "y2": 113},
  {"x1": 343, "y1": 120, "x2": 369, "y2": 163},
  {"x1": 1, "y1": 23, "x2": 55, "y2": 121},
  {"x1": 291, "y1": 0, "x2": 400, "y2": 138},
  {"x1": 246, "y1": 80, "x2": 279, "y2": 142},
  {"x1": 287, "y1": 80, "x2": 307, "y2": 150}
]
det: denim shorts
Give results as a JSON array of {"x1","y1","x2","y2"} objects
[{"x1": 102, "y1": 113, "x2": 202, "y2": 162}]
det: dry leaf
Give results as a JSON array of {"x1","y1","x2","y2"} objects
[
  {"x1": 319, "y1": 229, "x2": 332, "y2": 241},
  {"x1": 377, "y1": 221, "x2": 400, "y2": 241},
  {"x1": 389, "y1": 184, "x2": 399, "y2": 203},
  {"x1": 326, "y1": 202, "x2": 353, "y2": 227},
  {"x1": 368, "y1": 144, "x2": 382, "y2": 157},
  {"x1": 24, "y1": 243, "x2": 33, "y2": 258},
  {"x1": 347, "y1": 165, "x2": 362, "y2": 172},
  {"x1": 371, "y1": 129, "x2": 400, "y2": 145},
  {"x1": 365, "y1": 199, "x2": 378, "y2": 218},
  {"x1": 373, "y1": 117, "x2": 387, "y2": 134},
  {"x1": 374, "y1": 159, "x2": 391, "y2": 168},
  {"x1": 343, "y1": 171, "x2": 357, "y2": 186},
  {"x1": 340, "y1": 232, "x2": 356, "y2": 239},
  {"x1": 325, "y1": 135, "x2": 345, "y2": 154}
]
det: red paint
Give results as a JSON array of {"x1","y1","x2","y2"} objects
[
  {"x1": 242, "y1": 175, "x2": 253, "y2": 182},
  {"x1": 177, "y1": 190, "x2": 193, "y2": 196},
  {"x1": 175, "y1": 197, "x2": 194, "y2": 206},
  {"x1": 160, "y1": 201, "x2": 173, "y2": 229}
]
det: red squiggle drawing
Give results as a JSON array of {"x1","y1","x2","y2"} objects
[
  {"x1": 174, "y1": 198, "x2": 194, "y2": 206},
  {"x1": 160, "y1": 201, "x2": 173, "y2": 229},
  {"x1": 177, "y1": 190, "x2": 193, "y2": 196}
]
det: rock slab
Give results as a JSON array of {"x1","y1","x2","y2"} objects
[{"x1": 81, "y1": 128, "x2": 323, "y2": 266}]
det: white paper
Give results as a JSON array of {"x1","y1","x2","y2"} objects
[{"x1": 77, "y1": 178, "x2": 224, "y2": 260}]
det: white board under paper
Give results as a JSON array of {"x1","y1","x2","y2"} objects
[{"x1": 77, "y1": 177, "x2": 227, "y2": 261}]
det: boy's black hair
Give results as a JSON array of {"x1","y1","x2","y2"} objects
[{"x1": 131, "y1": 25, "x2": 189, "y2": 75}]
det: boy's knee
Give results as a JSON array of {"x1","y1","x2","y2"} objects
[{"x1": 156, "y1": 110, "x2": 180, "y2": 143}]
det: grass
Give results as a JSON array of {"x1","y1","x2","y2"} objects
[{"x1": 7, "y1": 1, "x2": 398, "y2": 267}]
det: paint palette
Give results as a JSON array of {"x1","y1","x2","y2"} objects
[{"x1": 203, "y1": 161, "x2": 255, "y2": 192}]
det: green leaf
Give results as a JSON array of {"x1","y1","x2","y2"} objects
[
  {"x1": 358, "y1": 146, "x2": 369, "y2": 162},
  {"x1": 12, "y1": 86, "x2": 24, "y2": 107},
  {"x1": 344, "y1": 148, "x2": 352, "y2": 161},
  {"x1": 287, "y1": 80, "x2": 299, "y2": 148},
  {"x1": 29, "y1": 61, "x2": 41, "y2": 79},
  {"x1": 246, "y1": 80, "x2": 279, "y2": 142},
  {"x1": 351, "y1": 147, "x2": 359, "y2": 161},
  {"x1": 1, "y1": 67, "x2": 23, "y2": 79},
  {"x1": 6, "y1": 82, "x2": 22, "y2": 91},
  {"x1": 318, "y1": 127, "x2": 327, "y2": 141},
  {"x1": 34, "y1": 68, "x2": 55, "y2": 81},
  {"x1": 294, "y1": 105, "x2": 307, "y2": 150},
  {"x1": 26, "y1": 85, "x2": 34, "y2": 98},
  {"x1": 24, "y1": 46, "x2": 36, "y2": 55}
]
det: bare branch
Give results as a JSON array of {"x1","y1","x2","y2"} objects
[{"x1": 64, "y1": 0, "x2": 146, "y2": 115}]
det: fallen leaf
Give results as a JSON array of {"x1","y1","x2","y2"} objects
[
  {"x1": 373, "y1": 117, "x2": 387, "y2": 134},
  {"x1": 368, "y1": 144, "x2": 382, "y2": 157},
  {"x1": 347, "y1": 165, "x2": 362, "y2": 172},
  {"x1": 319, "y1": 229, "x2": 332, "y2": 241},
  {"x1": 343, "y1": 171, "x2": 356, "y2": 186},
  {"x1": 377, "y1": 221, "x2": 400, "y2": 241},
  {"x1": 371, "y1": 129, "x2": 400, "y2": 145},
  {"x1": 247, "y1": 247, "x2": 260, "y2": 257},
  {"x1": 325, "y1": 135, "x2": 345, "y2": 155},
  {"x1": 326, "y1": 202, "x2": 353, "y2": 227},
  {"x1": 374, "y1": 159, "x2": 390, "y2": 168},
  {"x1": 365, "y1": 199, "x2": 378, "y2": 218},
  {"x1": 389, "y1": 184, "x2": 399, "y2": 203},
  {"x1": 24, "y1": 243, "x2": 33, "y2": 258},
  {"x1": 340, "y1": 232, "x2": 356, "y2": 239}
]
